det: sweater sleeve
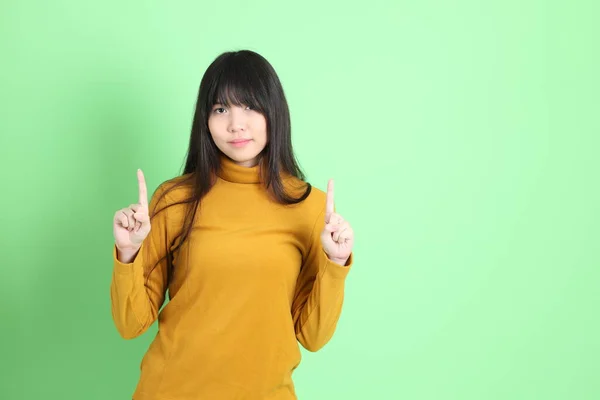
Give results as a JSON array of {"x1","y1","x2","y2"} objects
[
  {"x1": 109, "y1": 184, "x2": 171, "y2": 339},
  {"x1": 292, "y1": 205, "x2": 354, "y2": 352}
]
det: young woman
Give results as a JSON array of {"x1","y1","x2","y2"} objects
[{"x1": 110, "y1": 50, "x2": 355, "y2": 399}]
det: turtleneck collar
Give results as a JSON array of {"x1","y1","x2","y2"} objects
[{"x1": 217, "y1": 154, "x2": 262, "y2": 184}]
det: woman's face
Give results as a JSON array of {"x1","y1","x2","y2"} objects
[{"x1": 208, "y1": 103, "x2": 268, "y2": 167}]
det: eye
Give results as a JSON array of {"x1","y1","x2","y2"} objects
[{"x1": 213, "y1": 107, "x2": 226, "y2": 114}]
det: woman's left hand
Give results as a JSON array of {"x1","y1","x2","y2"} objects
[{"x1": 321, "y1": 179, "x2": 354, "y2": 266}]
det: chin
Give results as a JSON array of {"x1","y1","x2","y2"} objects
[{"x1": 221, "y1": 148, "x2": 263, "y2": 167}]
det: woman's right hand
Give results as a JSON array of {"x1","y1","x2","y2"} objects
[{"x1": 113, "y1": 169, "x2": 151, "y2": 255}]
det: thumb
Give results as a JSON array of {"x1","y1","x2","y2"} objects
[
  {"x1": 324, "y1": 224, "x2": 340, "y2": 232},
  {"x1": 133, "y1": 212, "x2": 150, "y2": 223}
]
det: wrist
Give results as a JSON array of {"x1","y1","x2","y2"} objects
[
  {"x1": 329, "y1": 256, "x2": 349, "y2": 266},
  {"x1": 116, "y1": 245, "x2": 141, "y2": 264}
]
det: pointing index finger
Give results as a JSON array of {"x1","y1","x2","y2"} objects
[
  {"x1": 138, "y1": 169, "x2": 148, "y2": 207},
  {"x1": 325, "y1": 179, "x2": 334, "y2": 220}
]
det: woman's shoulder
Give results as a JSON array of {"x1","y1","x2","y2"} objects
[
  {"x1": 282, "y1": 174, "x2": 327, "y2": 215},
  {"x1": 154, "y1": 173, "x2": 195, "y2": 205}
]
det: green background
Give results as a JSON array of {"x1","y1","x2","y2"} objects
[{"x1": 1, "y1": 0, "x2": 598, "y2": 399}]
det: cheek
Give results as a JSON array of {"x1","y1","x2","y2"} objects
[
  {"x1": 256, "y1": 115, "x2": 268, "y2": 142},
  {"x1": 207, "y1": 118, "x2": 223, "y2": 140}
]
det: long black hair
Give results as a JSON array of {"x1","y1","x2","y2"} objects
[{"x1": 149, "y1": 50, "x2": 311, "y2": 286}]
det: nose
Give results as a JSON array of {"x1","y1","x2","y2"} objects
[{"x1": 227, "y1": 107, "x2": 247, "y2": 133}]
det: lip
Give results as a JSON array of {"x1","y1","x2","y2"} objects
[
  {"x1": 229, "y1": 139, "x2": 252, "y2": 147},
  {"x1": 229, "y1": 138, "x2": 251, "y2": 143}
]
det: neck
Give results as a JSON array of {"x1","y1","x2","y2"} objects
[
  {"x1": 217, "y1": 154, "x2": 262, "y2": 184},
  {"x1": 235, "y1": 157, "x2": 259, "y2": 168}
]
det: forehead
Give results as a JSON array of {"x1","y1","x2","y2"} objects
[{"x1": 213, "y1": 83, "x2": 257, "y2": 104}]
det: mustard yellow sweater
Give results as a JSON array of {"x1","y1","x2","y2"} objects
[{"x1": 110, "y1": 155, "x2": 353, "y2": 399}]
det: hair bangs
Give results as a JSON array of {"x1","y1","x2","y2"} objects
[{"x1": 210, "y1": 63, "x2": 267, "y2": 113}]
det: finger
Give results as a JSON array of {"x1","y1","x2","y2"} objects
[
  {"x1": 329, "y1": 212, "x2": 344, "y2": 225},
  {"x1": 337, "y1": 226, "x2": 353, "y2": 243},
  {"x1": 332, "y1": 224, "x2": 346, "y2": 242},
  {"x1": 128, "y1": 204, "x2": 145, "y2": 232},
  {"x1": 130, "y1": 203, "x2": 148, "y2": 218},
  {"x1": 325, "y1": 179, "x2": 334, "y2": 221},
  {"x1": 333, "y1": 221, "x2": 350, "y2": 242},
  {"x1": 118, "y1": 211, "x2": 130, "y2": 229},
  {"x1": 116, "y1": 211, "x2": 129, "y2": 228},
  {"x1": 133, "y1": 212, "x2": 149, "y2": 224},
  {"x1": 138, "y1": 169, "x2": 148, "y2": 207},
  {"x1": 121, "y1": 209, "x2": 136, "y2": 231},
  {"x1": 333, "y1": 228, "x2": 344, "y2": 243},
  {"x1": 325, "y1": 224, "x2": 340, "y2": 232}
]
